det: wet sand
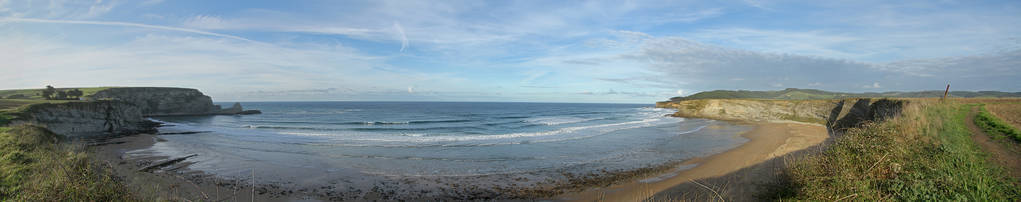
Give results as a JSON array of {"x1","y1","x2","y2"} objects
[
  {"x1": 557, "y1": 121, "x2": 828, "y2": 201},
  {"x1": 91, "y1": 134, "x2": 312, "y2": 201}
]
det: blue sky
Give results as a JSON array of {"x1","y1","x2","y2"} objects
[{"x1": 1, "y1": 0, "x2": 1020, "y2": 103}]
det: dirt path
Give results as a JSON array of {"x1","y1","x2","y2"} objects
[{"x1": 965, "y1": 106, "x2": 1021, "y2": 179}]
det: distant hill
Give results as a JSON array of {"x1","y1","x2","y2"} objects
[{"x1": 667, "y1": 88, "x2": 1021, "y2": 101}]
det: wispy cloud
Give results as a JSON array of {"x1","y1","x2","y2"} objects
[
  {"x1": 393, "y1": 22, "x2": 408, "y2": 52},
  {"x1": 0, "y1": 17, "x2": 253, "y2": 42}
]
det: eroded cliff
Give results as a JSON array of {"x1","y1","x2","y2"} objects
[
  {"x1": 656, "y1": 98, "x2": 905, "y2": 132},
  {"x1": 8, "y1": 100, "x2": 157, "y2": 137},
  {"x1": 88, "y1": 87, "x2": 258, "y2": 116}
]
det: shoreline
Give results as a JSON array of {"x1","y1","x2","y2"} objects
[
  {"x1": 557, "y1": 121, "x2": 828, "y2": 201},
  {"x1": 85, "y1": 119, "x2": 825, "y2": 201}
]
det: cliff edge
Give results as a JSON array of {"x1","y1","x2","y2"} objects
[
  {"x1": 2, "y1": 87, "x2": 259, "y2": 138},
  {"x1": 656, "y1": 98, "x2": 905, "y2": 132},
  {"x1": 6, "y1": 100, "x2": 158, "y2": 137},
  {"x1": 87, "y1": 87, "x2": 260, "y2": 116}
]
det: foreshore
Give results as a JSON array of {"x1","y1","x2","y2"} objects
[
  {"x1": 85, "y1": 120, "x2": 826, "y2": 201},
  {"x1": 558, "y1": 121, "x2": 828, "y2": 201}
]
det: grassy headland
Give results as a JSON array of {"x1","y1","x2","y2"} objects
[
  {"x1": 669, "y1": 88, "x2": 1021, "y2": 101},
  {"x1": 0, "y1": 125, "x2": 135, "y2": 201},
  {"x1": 0, "y1": 87, "x2": 113, "y2": 100},
  {"x1": 771, "y1": 100, "x2": 1020, "y2": 200}
]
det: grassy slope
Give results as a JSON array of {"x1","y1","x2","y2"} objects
[
  {"x1": 0, "y1": 87, "x2": 113, "y2": 100},
  {"x1": 772, "y1": 100, "x2": 1019, "y2": 200},
  {"x1": 0, "y1": 125, "x2": 135, "y2": 201},
  {"x1": 670, "y1": 88, "x2": 1021, "y2": 101}
]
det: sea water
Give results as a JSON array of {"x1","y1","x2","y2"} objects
[{"x1": 137, "y1": 102, "x2": 749, "y2": 185}]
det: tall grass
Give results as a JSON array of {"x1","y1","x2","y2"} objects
[
  {"x1": 0, "y1": 125, "x2": 136, "y2": 201},
  {"x1": 772, "y1": 100, "x2": 1019, "y2": 200},
  {"x1": 975, "y1": 105, "x2": 1021, "y2": 142}
]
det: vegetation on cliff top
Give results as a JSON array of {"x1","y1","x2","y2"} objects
[
  {"x1": 0, "y1": 125, "x2": 135, "y2": 201},
  {"x1": 0, "y1": 87, "x2": 112, "y2": 100},
  {"x1": 668, "y1": 88, "x2": 1021, "y2": 102},
  {"x1": 771, "y1": 100, "x2": 1020, "y2": 200}
]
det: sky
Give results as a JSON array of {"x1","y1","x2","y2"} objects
[{"x1": 1, "y1": 0, "x2": 1020, "y2": 103}]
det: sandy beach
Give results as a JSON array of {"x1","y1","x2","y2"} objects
[{"x1": 558, "y1": 121, "x2": 828, "y2": 201}]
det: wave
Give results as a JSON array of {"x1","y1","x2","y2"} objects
[
  {"x1": 523, "y1": 116, "x2": 606, "y2": 126},
  {"x1": 285, "y1": 117, "x2": 675, "y2": 145},
  {"x1": 244, "y1": 125, "x2": 484, "y2": 132},
  {"x1": 248, "y1": 119, "x2": 473, "y2": 126}
]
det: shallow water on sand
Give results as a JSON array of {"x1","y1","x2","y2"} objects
[{"x1": 131, "y1": 102, "x2": 749, "y2": 194}]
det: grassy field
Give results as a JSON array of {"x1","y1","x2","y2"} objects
[
  {"x1": 0, "y1": 125, "x2": 135, "y2": 201},
  {"x1": 0, "y1": 87, "x2": 113, "y2": 100},
  {"x1": 771, "y1": 99, "x2": 1020, "y2": 200},
  {"x1": 976, "y1": 106, "x2": 1021, "y2": 143},
  {"x1": 984, "y1": 101, "x2": 1021, "y2": 130}
]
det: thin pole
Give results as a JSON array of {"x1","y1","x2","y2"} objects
[
  {"x1": 252, "y1": 168, "x2": 255, "y2": 202},
  {"x1": 943, "y1": 83, "x2": 950, "y2": 101}
]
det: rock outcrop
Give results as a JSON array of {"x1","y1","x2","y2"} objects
[
  {"x1": 656, "y1": 98, "x2": 905, "y2": 132},
  {"x1": 88, "y1": 87, "x2": 259, "y2": 116},
  {"x1": 8, "y1": 100, "x2": 157, "y2": 137}
]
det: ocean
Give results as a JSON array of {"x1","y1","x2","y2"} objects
[{"x1": 134, "y1": 102, "x2": 749, "y2": 194}]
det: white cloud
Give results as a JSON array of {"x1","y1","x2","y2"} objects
[
  {"x1": 617, "y1": 34, "x2": 1021, "y2": 93},
  {"x1": 0, "y1": 30, "x2": 479, "y2": 100}
]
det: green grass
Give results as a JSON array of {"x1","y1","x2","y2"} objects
[
  {"x1": 771, "y1": 101, "x2": 1019, "y2": 201},
  {"x1": 0, "y1": 125, "x2": 135, "y2": 201},
  {"x1": 975, "y1": 105, "x2": 1021, "y2": 143},
  {"x1": 669, "y1": 88, "x2": 1021, "y2": 101},
  {"x1": 0, "y1": 87, "x2": 113, "y2": 100}
]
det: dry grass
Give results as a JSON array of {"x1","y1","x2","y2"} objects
[
  {"x1": 983, "y1": 101, "x2": 1021, "y2": 130},
  {"x1": 0, "y1": 125, "x2": 138, "y2": 201},
  {"x1": 771, "y1": 99, "x2": 1019, "y2": 200}
]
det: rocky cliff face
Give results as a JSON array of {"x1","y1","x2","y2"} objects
[
  {"x1": 88, "y1": 87, "x2": 235, "y2": 116},
  {"x1": 657, "y1": 98, "x2": 905, "y2": 132},
  {"x1": 9, "y1": 100, "x2": 156, "y2": 138}
]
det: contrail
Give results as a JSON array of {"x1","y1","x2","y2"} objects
[
  {"x1": 393, "y1": 22, "x2": 408, "y2": 52},
  {"x1": 0, "y1": 17, "x2": 253, "y2": 42}
]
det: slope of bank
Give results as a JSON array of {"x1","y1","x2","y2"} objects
[
  {"x1": 0, "y1": 125, "x2": 136, "y2": 201},
  {"x1": 773, "y1": 100, "x2": 1019, "y2": 200},
  {"x1": 651, "y1": 98, "x2": 1020, "y2": 200}
]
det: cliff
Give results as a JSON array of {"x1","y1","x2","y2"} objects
[
  {"x1": 656, "y1": 98, "x2": 905, "y2": 132},
  {"x1": 2, "y1": 87, "x2": 258, "y2": 138},
  {"x1": 87, "y1": 87, "x2": 259, "y2": 116},
  {"x1": 7, "y1": 100, "x2": 157, "y2": 137}
]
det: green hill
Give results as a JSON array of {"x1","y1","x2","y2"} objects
[
  {"x1": 0, "y1": 87, "x2": 113, "y2": 100},
  {"x1": 668, "y1": 88, "x2": 1021, "y2": 101}
]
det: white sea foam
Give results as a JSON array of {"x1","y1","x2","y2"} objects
[{"x1": 523, "y1": 116, "x2": 601, "y2": 126}]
